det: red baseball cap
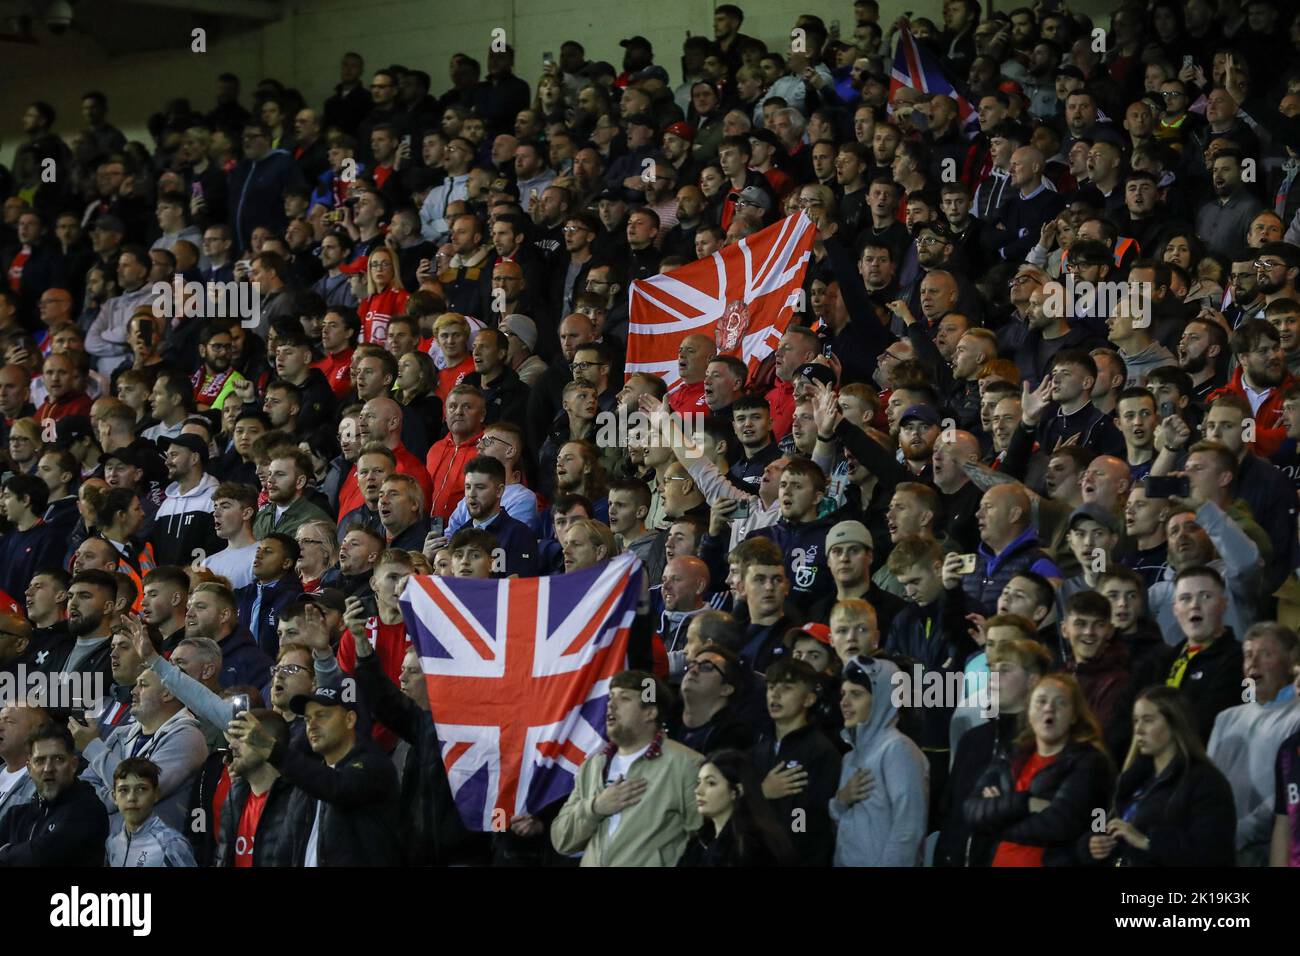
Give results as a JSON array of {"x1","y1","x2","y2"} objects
[
  {"x1": 797, "y1": 623, "x2": 832, "y2": 646},
  {"x1": 663, "y1": 121, "x2": 695, "y2": 142}
]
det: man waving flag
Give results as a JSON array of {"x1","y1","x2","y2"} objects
[
  {"x1": 625, "y1": 211, "x2": 816, "y2": 391},
  {"x1": 399, "y1": 554, "x2": 644, "y2": 831}
]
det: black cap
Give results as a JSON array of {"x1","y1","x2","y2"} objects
[
  {"x1": 157, "y1": 433, "x2": 210, "y2": 463},
  {"x1": 620, "y1": 36, "x2": 653, "y2": 51},
  {"x1": 298, "y1": 588, "x2": 346, "y2": 613},
  {"x1": 626, "y1": 113, "x2": 656, "y2": 130},
  {"x1": 794, "y1": 362, "x2": 837, "y2": 388},
  {"x1": 595, "y1": 187, "x2": 626, "y2": 203},
  {"x1": 290, "y1": 685, "x2": 358, "y2": 714},
  {"x1": 102, "y1": 446, "x2": 142, "y2": 469},
  {"x1": 55, "y1": 416, "x2": 95, "y2": 449}
]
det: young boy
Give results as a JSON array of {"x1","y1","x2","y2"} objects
[
  {"x1": 828, "y1": 599, "x2": 880, "y2": 662},
  {"x1": 831, "y1": 654, "x2": 929, "y2": 866},
  {"x1": 883, "y1": 534, "x2": 976, "y2": 818},
  {"x1": 750, "y1": 658, "x2": 842, "y2": 867},
  {"x1": 106, "y1": 757, "x2": 197, "y2": 867}
]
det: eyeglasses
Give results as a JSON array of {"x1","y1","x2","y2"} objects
[
  {"x1": 915, "y1": 235, "x2": 946, "y2": 247},
  {"x1": 297, "y1": 538, "x2": 327, "y2": 548},
  {"x1": 570, "y1": 361, "x2": 607, "y2": 372},
  {"x1": 270, "y1": 663, "x2": 308, "y2": 677},
  {"x1": 684, "y1": 659, "x2": 723, "y2": 675},
  {"x1": 1160, "y1": 91, "x2": 1185, "y2": 100},
  {"x1": 562, "y1": 225, "x2": 588, "y2": 234},
  {"x1": 476, "y1": 435, "x2": 514, "y2": 454},
  {"x1": 1256, "y1": 259, "x2": 1284, "y2": 270},
  {"x1": 797, "y1": 198, "x2": 825, "y2": 207},
  {"x1": 1008, "y1": 274, "x2": 1037, "y2": 287}
]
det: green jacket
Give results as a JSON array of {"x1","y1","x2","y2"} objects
[
  {"x1": 552, "y1": 734, "x2": 702, "y2": 866},
  {"x1": 251, "y1": 496, "x2": 332, "y2": 540}
]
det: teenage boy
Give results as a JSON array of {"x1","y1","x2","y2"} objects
[{"x1": 105, "y1": 756, "x2": 197, "y2": 867}]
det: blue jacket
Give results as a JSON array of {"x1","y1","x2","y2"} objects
[
  {"x1": 216, "y1": 627, "x2": 273, "y2": 693},
  {"x1": 0, "y1": 521, "x2": 62, "y2": 601},
  {"x1": 229, "y1": 149, "x2": 307, "y2": 248},
  {"x1": 236, "y1": 574, "x2": 305, "y2": 657},
  {"x1": 981, "y1": 184, "x2": 1065, "y2": 262},
  {"x1": 745, "y1": 514, "x2": 838, "y2": 614},
  {"x1": 479, "y1": 510, "x2": 540, "y2": 577}
]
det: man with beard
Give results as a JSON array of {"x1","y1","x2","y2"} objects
[
  {"x1": 189, "y1": 321, "x2": 246, "y2": 412},
  {"x1": 661, "y1": 184, "x2": 705, "y2": 262},
  {"x1": 1209, "y1": 320, "x2": 1295, "y2": 457},
  {"x1": 251, "y1": 445, "x2": 331, "y2": 538},
  {"x1": 552, "y1": 669, "x2": 701, "y2": 867},
  {"x1": 1254, "y1": 243, "x2": 1300, "y2": 314},
  {"x1": 55, "y1": 570, "x2": 117, "y2": 687},
  {"x1": 457, "y1": 455, "x2": 537, "y2": 577},
  {"x1": 150, "y1": 434, "x2": 221, "y2": 568},
  {"x1": 1177, "y1": 317, "x2": 1228, "y2": 401},
  {"x1": 0, "y1": 725, "x2": 109, "y2": 866},
  {"x1": 1196, "y1": 149, "x2": 1264, "y2": 258}
]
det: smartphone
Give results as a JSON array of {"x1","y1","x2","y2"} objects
[
  {"x1": 402, "y1": 134, "x2": 412, "y2": 149},
  {"x1": 429, "y1": 516, "x2": 445, "y2": 537},
  {"x1": 230, "y1": 694, "x2": 251, "y2": 719},
  {"x1": 956, "y1": 553, "x2": 978, "y2": 575},
  {"x1": 324, "y1": 209, "x2": 344, "y2": 224},
  {"x1": 785, "y1": 760, "x2": 801, "y2": 769},
  {"x1": 1157, "y1": 399, "x2": 1176, "y2": 419},
  {"x1": 732, "y1": 498, "x2": 750, "y2": 521},
  {"x1": 1182, "y1": 54, "x2": 1194, "y2": 70},
  {"x1": 190, "y1": 181, "x2": 204, "y2": 199},
  {"x1": 830, "y1": 19, "x2": 840, "y2": 36},
  {"x1": 543, "y1": 51, "x2": 555, "y2": 67},
  {"x1": 822, "y1": 341, "x2": 834, "y2": 358},
  {"x1": 911, "y1": 110, "x2": 930, "y2": 132},
  {"x1": 236, "y1": 259, "x2": 252, "y2": 272},
  {"x1": 1145, "y1": 475, "x2": 1190, "y2": 498}
]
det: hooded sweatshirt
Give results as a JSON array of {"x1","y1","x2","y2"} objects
[
  {"x1": 150, "y1": 472, "x2": 220, "y2": 567},
  {"x1": 829, "y1": 658, "x2": 930, "y2": 867}
]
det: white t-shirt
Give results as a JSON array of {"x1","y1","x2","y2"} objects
[
  {"x1": 0, "y1": 765, "x2": 27, "y2": 803},
  {"x1": 202, "y1": 542, "x2": 258, "y2": 590},
  {"x1": 604, "y1": 743, "x2": 650, "y2": 838},
  {"x1": 304, "y1": 802, "x2": 321, "y2": 867}
]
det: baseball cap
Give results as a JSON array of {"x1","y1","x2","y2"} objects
[
  {"x1": 298, "y1": 588, "x2": 346, "y2": 613},
  {"x1": 1055, "y1": 65, "x2": 1085, "y2": 81},
  {"x1": 626, "y1": 113, "x2": 656, "y2": 130},
  {"x1": 663, "y1": 121, "x2": 695, "y2": 142},
  {"x1": 290, "y1": 685, "x2": 358, "y2": 714},
  {"x1": 338, "y1": 254, "x2": 369, "y2": 275},
  {"x1": 826, "y1": 520, "x2": 873, "y2": 551},
  {"x1": 735, "y1": 185, "x2": 772, "y2": 211},
  {"x1": 92, "y1": 214, "x2": 126, "y2": 234},
  {"x1": 578, "y1": 61, "x2": 616, "y2": 80},
  {"x1": 1068, "y1": 504, "x2": 1121, "y2": 536},
  {"x1": 55, "y1": 416, "x2": 95, "y2": 449},
  {"x1": 798, "y1": 623, "x2": 833, "y2": 646},
  {"x1": 500, "y1": 314, "x2": 538, "y2": 353},
  {"x1": 158, "y1": 433, "x2": 210, "y2": 463},
  {"x1": 633, "y1": 65, "x2": 670, "y2": 84},
  {"x1": 620, "y1": 36, "x2": 653, "y2": 51},
  {"x1": 899, "y1": 404, "x2": 941, "y2": 427},
  {"x1": 794, "y1": 362, "x2": 836, "y2": 389},
  {"x1": 102, "y1": 446, "x2": 142, "y2": 469}
]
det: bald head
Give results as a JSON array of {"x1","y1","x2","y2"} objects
[
  {"x1": 1080, "y1": 454, "x2": 1131, "y2": 508},
  {"x1": 558, "y1": 312, "x2": 597, "y2": 360},
  {"x1": 662, "y1": 556, "x2": 709, "y2": 611},
  {"x1": 361, "y1": 397, "x2": 403, "y2": 445},
  {"x1": 678, "y1": 333, "x2": 718, "y2": 383},
  {"x1": 1009, "y1": 146, "x2": 1044, "y2": 189},
  {"x1": 933, "y1": 429, "x2": 980, "y2": 492}
]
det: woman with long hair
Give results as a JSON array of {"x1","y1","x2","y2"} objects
[
  {"x1": 533, "y1": 73, "x2": 567, "y2": 126},
  {"x1": 1081, "y1": 686, "x2": 1236, "y2": 866},
  {"x1": 678, "y1": 749, "x2": 795, "y2": 866},
  {"x1": 1160, "y1": 230, "x2": 1223, "y2": 308},
  {"x1": 393, "y1": 349, "x2": 443, "y2": 438},
  {"x1": 358, "y1": 246, "x2": 409, "y2": 346},
  {"x1": 964, "y1": 674, "x2": 1114, "y2": 866}
]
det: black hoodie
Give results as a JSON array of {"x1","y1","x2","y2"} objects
[{"x1": 0, "y1": 779, "x2": 110, "y2": 866}]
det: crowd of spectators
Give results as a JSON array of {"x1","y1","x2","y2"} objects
[{"x1": 1, "y1": 0, "x2": 1300, "y2": 868}]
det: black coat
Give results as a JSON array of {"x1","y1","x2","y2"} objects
[
  {"x1": 1077, "y1": 755, "x2": 1237, "y2": 867},
  {"x1": 214, "y1": 775, "x2": 303, "y2": 867},
  {"x1": 354, "y1": 651, "x2": 470, "y2": 865},
  {"x1": 935, "y1": 712, "x2": 1020, "y2": 867},
  {"x1": 0, "y1": 780, "x2": 109, "y2": 866},
  {"x1": 677, "y1": 819, "x2": 785, "y2": 867},
  {"x1": 964, "y1": 740, "x2": 1114, "y2": 866},
  {"x1": 749, "y1": 722, "x2": 842, "y2": 867},
  {"x1": 272, "y1": 733, "x2": 402, "y2": 866}
]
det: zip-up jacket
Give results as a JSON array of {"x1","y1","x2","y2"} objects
[
  {"x1": 214, "y1": 775, "x2": 303, "y2": 867},
  {"x1": 149, "y1": 472, "x2": 221, "y2": 568},
  {"x1": 106, "y1": 814, "x2": 197, "y2": 866},
  {"x1": 0, "y1": 779, "x2": 110, "y2": 866}
]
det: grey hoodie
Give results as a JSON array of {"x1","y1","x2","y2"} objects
[{"x1": 829, "y1": 657, "x2": 929, "y2": 867}]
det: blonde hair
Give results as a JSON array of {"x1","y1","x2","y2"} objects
[{"x1": 365, "y1": 246, "x2": 405, "y2": 297}]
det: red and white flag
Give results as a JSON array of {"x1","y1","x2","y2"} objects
[{"x1": 625, "y1": 212, "x2": 816, "y2": 390}]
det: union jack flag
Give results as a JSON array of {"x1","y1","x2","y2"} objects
[
  {"x1": 398, "y1": 554, "x2": 643, "y2": 831},
  {"x1": 889, "y1": 29, "x2": 976, "y2": 126},
  {"x1": 625, "y1": 212, "x2": 815, "y2": 391}
]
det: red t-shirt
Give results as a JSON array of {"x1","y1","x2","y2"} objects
[
  {"x1": 7, "y1": 249, "x2": 29, "y2": 292},
  {"x1": 991, "y1": 751, "x2": 1059, "y2": 868},
  {"x1": 234, "y1": 787, "x2": 269, "y2": 868},
  {"x1": 667, "y1": 380, "x2": 707, "y2": 417},
  {"x1": 337, "y1": 618, "x2": 409, "y2": 751},
  {"x1": 436, "y1": 354, "x2": 476, "y2": 402},
  {"x1": 359, "y1": 288, "x2": 410, "y2": 346},
  {"x1": 312, "y1": 347, "x2": 356, "y2": 399}
]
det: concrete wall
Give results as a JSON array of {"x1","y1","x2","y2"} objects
[{"x1": 0, "y1": 0, "x2": 1117, "y2": 167}]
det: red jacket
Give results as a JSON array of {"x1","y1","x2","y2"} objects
[
  {"x1": 35, "y1": 391, "x2": 92, "y2": 422},
  {"x1": 359, "y1": 288, "x2": 410, "y2": 346},
  {"x1": 336, "y1": 442, "x2": 433, "y2": 519},
  {"x1": 1208, "y1": 367, "x2": 1296, "y2": 458},
  {"x1": 764, "y1": 379, "x2": 795, "y2": 441},
  {"x1": 313, "y1": 347, "x2": 355, "y2": 400},
  {"x1": 667, "y1": 380, "x2": 707, "y2": 417},
  {"x1": 424, "y1": 429, "x2": 484, "y2": 521}
]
